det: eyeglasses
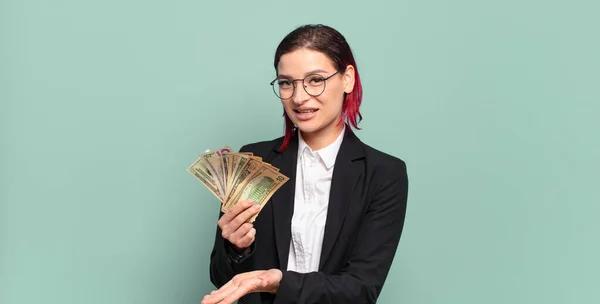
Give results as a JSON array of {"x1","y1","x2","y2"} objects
[{"x1": 270, "y1": 71, "x2": 340, "y2": 100}]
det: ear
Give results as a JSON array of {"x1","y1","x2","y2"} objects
[{"x1": 343, "y1": 64, "x2": 355, "y2": 94}]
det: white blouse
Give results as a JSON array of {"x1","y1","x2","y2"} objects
[{"x1": 286, "y1": 127, "x2": 345, "y2": 273}]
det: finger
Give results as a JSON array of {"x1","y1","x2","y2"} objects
[
  {"x1": 201, "y1": 282, "x2": 229, "y2": 304},
  {"x1": 228, "y1": 223, "x2": 253, "y2": 246},
  {"x1": 221, "y1": 277, "x2": 262, "y2": 304},
  {"x1": 204, "y1": 271, "x2": 262, "y2": 302},
  {"x1": 236, "y1": 228, "x2": 256, "y2": 248},
  {"x1": 201, "y1": 281, "x2": 236, "y2": 304},
  {"x1": 219, "y1": 200, "x2": 254, "y2": 228},
  {"x1": 233, "y1": 203, "x2": 261, "y2": 225},
  {"x1": 232, "y1": 227, "x2": 256, "y2": 249},
  {"x1": 205, "y1": 272, "x2": 262, "y2": 304},
  {"x1": 222, "y1": 207, "x2": 259, "y2": 242},
  {"x1": 230, "y1": 199, "x2": 254, "y2": 217}
]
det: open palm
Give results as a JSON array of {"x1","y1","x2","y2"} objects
[{"x1": 201, "y1": 269, "x2": 282, "y2": 304}]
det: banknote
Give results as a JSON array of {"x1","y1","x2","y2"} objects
[
  {"x1": 227, "y1": 165, "x2": 289, "y2": 222},
  {"x1": 187, "y1": 146, "x2": 289, "y2": 221},
  {"x1": 189, "y1": 147, "x2": 231, "y2": 198},
  {"x1": 186, "y1": 157, "x2": 221, "y2": 201},
  {"x1": 224, "y1": 157, "x2": 262, "y2": 210}
]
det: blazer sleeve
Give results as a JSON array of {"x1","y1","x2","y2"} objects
[
  {"x1": 274, "y1": 161, "x2": 409, "y2": 304},
  {"x1": 208, "y1": 209, "x2": 256, "y2": 288},
  {"x1": 208, "y1": 143, "x2": 261, "y2": 288}
]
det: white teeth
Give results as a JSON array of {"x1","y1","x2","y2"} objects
[{"x1": 297, "y1": 109, "x2": 317, "y2": 113}]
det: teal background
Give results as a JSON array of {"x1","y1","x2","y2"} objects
[{"x1": 1, "y1": 0, "x2": 599, "y2": 303}]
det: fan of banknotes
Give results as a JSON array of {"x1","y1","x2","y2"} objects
[{"x1": 187, "y1": 146, "x2": 289, "y2": 222}]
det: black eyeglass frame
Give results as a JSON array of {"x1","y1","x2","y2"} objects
[{"x1": 269, "y1": 71, "x2": 340, "y2": 100}]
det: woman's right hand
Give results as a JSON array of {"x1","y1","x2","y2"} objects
[{"x1": 218, "y1": 200, "x2": 261, "y2": 252}]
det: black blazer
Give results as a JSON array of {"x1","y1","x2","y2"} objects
[{"x1": 209, "y1": 128, "x2": 409, "y2": 304}]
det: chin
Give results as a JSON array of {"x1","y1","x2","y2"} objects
[{"x1": 293, "y1": 120, "x2": 323, "y2": 134}]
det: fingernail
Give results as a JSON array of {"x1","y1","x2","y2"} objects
[
  {"x1": 245, "y1": 200, "x2": 253, "y2": 206},
  {"x1": 254, "y1": 205, "x2": 260, "y2": 210}
]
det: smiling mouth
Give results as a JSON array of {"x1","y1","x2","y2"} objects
[{"x1": 295, "y1": 109, "x2": 318, "y2": 113}]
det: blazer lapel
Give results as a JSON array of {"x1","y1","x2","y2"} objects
[
  {"x1": 269, "y1": 135, "x2": 298, "y2": 269},
  {"x1": 319, "y1": 129, "x2": 365, "y2": 269}
]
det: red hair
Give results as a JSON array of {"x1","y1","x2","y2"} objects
[{"x1": 275, "y1": 24, "x2": 363, "y2": 151}]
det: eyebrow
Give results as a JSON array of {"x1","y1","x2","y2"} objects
[{"x1": 277, "y1": 69, "x2": 330, "y2": 79}]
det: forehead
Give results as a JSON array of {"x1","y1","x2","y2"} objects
[{"x1": 277, "y1": 48, "x2": 335, "y2": 77}]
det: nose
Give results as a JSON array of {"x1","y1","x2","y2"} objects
[{"x1": 291, "y1": 82, "x2": 310, "y2": 105}]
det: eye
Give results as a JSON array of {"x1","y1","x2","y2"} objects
[
  {"x1": 307, "y1": 75, "x2": 325, "y2": 85},
  {"x1": 278, "y1": 80, "x2": 292, "y2": 88}
]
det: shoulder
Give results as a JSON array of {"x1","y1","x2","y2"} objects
[
  {"x1": 360, "y1": 137, "x2": 407, "y2": 171},
  {"x1": 360, "y1": 141, "x2": 408, "y2": 185},
  {"x1": 356, "y1": 141, "x2": 409, "y2": 208}
]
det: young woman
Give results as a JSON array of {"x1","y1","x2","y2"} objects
[{"x1": 202, "y1": 24, "x2": 409, "y2": 304}]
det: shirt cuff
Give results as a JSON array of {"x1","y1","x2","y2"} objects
[{"x1": 225, "y1": 241, "x2": 255, "y2": 264}]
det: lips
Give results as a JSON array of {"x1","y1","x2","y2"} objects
[
  {"x1": 293, "y1": 108, "x2": 318, "y2": 121},
  {"x1": 294, "y1": 109, "x2": 318, "y2": 113}
]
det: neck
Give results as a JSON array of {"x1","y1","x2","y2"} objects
[{"x1": 300, "y1": 122, "x2": 345, "y2": 151}]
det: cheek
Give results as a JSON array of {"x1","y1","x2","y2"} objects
[
  {"x1": 282, "y1": 100, "x2": 293, "y2": 110},
  {"x1": 316, "y1": 98, "x2": 344, "y2": 119},
  {"x1": 319, "y1": 90, "x2": 345, "y2": 112}
]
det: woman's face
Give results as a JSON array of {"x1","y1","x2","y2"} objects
[{"x1": 276, "y1": 48, "x2": 354, "y2": 139}]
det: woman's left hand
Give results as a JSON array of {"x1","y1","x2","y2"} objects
[{"x1": 201, "y1": 269, "x2": 282, "y2": 304}]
